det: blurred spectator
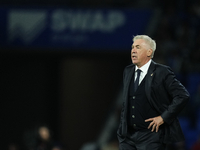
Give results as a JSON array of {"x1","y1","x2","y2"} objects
[
  {"x1": 23, "y1": 125, "x2": 57, "y2": 150},
  {"x1": 36, "y1": 126, "x2": 53, "y2": 150}
]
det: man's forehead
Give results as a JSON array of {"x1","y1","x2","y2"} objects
[{"x1": 132, "y1": 39, "x2": 146, "y2": 46}]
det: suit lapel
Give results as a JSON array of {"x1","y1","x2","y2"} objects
[{"x1": 145, "y1": 60, "x2": 156, "y2": 102}]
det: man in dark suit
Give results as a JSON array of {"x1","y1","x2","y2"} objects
[{"x1": 117, "y1": 35, "x2": 190, "y2": 150}]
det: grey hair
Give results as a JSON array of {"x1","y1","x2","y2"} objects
[{"x1": 133, "y1": 35, "x2": 156, "y2": 58}]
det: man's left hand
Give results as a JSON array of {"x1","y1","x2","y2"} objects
[{"x1": 145, "y1": 116, "x2": 164, "y2": 132}]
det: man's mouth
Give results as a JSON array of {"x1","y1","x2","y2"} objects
[{"x1": 132, "y1": 55, "x2": 137, "y2": 59}]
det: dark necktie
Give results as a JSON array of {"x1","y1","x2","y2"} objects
[{"x1": 134, "y1": 69, "x2": 141, "y2": 92}]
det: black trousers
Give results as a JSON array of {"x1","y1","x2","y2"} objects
[{"x1": 118, "y1": 129, "x2": 166, "y2": 150}]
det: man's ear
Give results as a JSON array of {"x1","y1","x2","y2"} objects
[{"x1": 147, "y1": 49, "x2": 153, "y2": 57}]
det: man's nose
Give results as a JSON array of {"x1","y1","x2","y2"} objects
[{"x1": 131, "y1": 48, "x2": 136, "y2": 53}]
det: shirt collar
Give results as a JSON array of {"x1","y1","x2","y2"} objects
[{"x1": 135, "y1": 59, "x2": 152, "y2": 73}]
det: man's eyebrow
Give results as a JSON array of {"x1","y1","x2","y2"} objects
[{"x1": 132, "y1": 44, "x2": 141, "y2": 48}]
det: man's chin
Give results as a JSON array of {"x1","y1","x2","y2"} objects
[{"x1": 132, "y1": 61, "x2": 137, "y2": 65}]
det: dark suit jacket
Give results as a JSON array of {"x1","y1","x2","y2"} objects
[{"x1": 117, "y1": 60, "x2": 190, "y2": 144}]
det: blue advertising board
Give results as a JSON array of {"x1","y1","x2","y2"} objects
[{"x1": 0, "y1": 7, "x2": 153, "y2": 51}]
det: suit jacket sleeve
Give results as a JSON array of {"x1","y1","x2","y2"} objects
[{"x1": 160, "y1": 67, "x2": 190, "y2": 125}]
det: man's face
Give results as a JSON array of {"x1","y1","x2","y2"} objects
[{"x1": 131, "y1": 39, "x2": 152, "y2": 68}]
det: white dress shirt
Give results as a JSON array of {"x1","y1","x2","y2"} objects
[{"x1": 135, "y1": 59, "x2": 152, "y2": 85}]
